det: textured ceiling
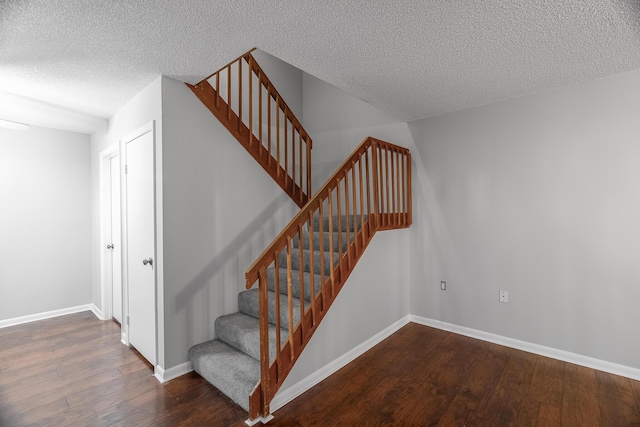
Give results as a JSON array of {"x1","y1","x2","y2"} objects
[{"x1": 1, "y1": 0, "x2": 640, "y2": 133}]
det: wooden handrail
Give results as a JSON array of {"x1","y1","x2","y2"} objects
[
  {"x1": 188, "y1": 50, "x2": 312, "y2": 208},
  {"x1": 246, "y1": 136, "x2": 411, "y2": 419}
]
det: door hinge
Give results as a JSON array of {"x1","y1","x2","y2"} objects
[
  {"x1": 124, "y1": 164, "x2": 128, "y2": 174},
  {"x1": 126, "y1": 315, "x2": 130, "y2": 326}
]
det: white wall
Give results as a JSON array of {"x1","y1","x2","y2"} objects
[
  {"x1": 160, "y1": 77, "x2": 299, "y2": 369},
  {"x1": 0, "y1": 126, "x2": 91, "y2": 320},
  {"x1": 252, "y1": 50, "x2": 304, "y2": 121},
  {"x1": 302, "y1": 73, "x2": 407, "y2": 191},
  {"x1": 275, "y1": 72, "x2": 413, "y2": 396},
  {"x1": 408, "y1": 69, "x2": 640, "y2": 370}
]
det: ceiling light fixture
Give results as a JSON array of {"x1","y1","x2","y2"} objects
[{"x1": 0, "y1": 118, "x2": 30, "y2": 131}]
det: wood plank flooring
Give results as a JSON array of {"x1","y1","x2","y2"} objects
[{"x1": 1, "y1": 312, "x2": 639, "y2": 426}]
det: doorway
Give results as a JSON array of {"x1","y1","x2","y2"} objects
[
  {"x1": 100, "y1": 121, "x2": 158, "y2": 367},
  {"x1": 121, "y1": 122, "x2": 157, "y2": 366},
  {"x1": 99, "y1": 144, "x2": 122, "y2": 329},
  {"x1": 109, "y1": 154, "x2": 123, "y2": 323}
]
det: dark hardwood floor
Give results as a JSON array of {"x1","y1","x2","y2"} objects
[{"x1": 1, "y1": 312, "x2": 639, "y2": 426}]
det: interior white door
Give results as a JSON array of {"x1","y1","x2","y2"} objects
[
  {"x1": 125, "y1": 129, "x2": 156, "y2": 366},
  {"x1": 110, "y1": 155, "x2": 123, "y2": 323}
]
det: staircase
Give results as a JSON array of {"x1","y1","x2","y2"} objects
[
  {"x1": 188, "y1": 214, "x2": 347, "y2": 411},
  {"x1": 186, "y1": 50, "x2": 412, "y2": 422}
]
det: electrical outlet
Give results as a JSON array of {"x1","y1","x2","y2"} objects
[
  {"x1": 499, "y1": 290, "x2": 508, "y2": 303},
  {"x1": 441, "y1": 281, "x2": 446, "y2": 291}
]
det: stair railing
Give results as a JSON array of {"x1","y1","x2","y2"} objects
[
  {"x1": 187, "y1": 50, "x2": 312, "y2": 208},
  {"x1": 245, "y1": 137, "x2": 411, "y2": 419}
]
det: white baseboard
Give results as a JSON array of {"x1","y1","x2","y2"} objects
[
  {"x1": 90, "y1": 304, "x2": 104, "y2": 320},
  {"x1": 270, "y1": 315, "x2": 411, "y2": 413},
  {"x1": 0, "y1": 304, "x2": 100, "y2": 329},
  {"x1": 154, "y1": 361, "x2": 193, "y2": 383},
  {"x1": 245, "y1": 415, "x2": 274, "y2": 426},
  {"x1": 410, "y1": 315, "x2": 640, "y2": 382}
]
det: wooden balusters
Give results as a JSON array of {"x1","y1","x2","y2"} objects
[
  {"x1": 258, "y1": 265, "x2": 270, "y2": 415},
  {"x1": 284, "y1": 116, "x2": 288, "y2": 186},
  {"x1": 276, "y1": 103, "x2": 281, "y2": 178},
  {"x1": 402, "y1": 151, "x2": 407, "y2": 226},
  {"x1": 215, "y1": 72, "x2": 220, "y2": 109},
  {"x1": 258, "y1": 66, "x2": 262, "y2": 156},
  {"x1": 286, "y1": 237, "x2": 294, "y2": 360},
  {"x1": 344, "y1": 175, "x2": 351, "y2": 270},
  {"x1": 336, "y1": 183, "x2": 343, "y2": 276},
  {"x1": 328, "y1": 196, "x2": 335, "y2": 297},
  {"x1": 238, "y1": 59, "x2": 242, "y2": 133},
  {"x1": 390, "y1": 148, "x2": 396, "y2": 226},
  {"x1": 299, "y1": 132, "x2": 303, "y2": 205},
  {"x1": 306, "y1": 135, "x2": 312, "y2": 202},
  {"x1": 351, "y1": 162, "x2": 358, "y2": 256},
  {"x1": 297, "y1": 223, "x2": 304, "y2": 340},
  {"x1": 267, "y1": 89, "x2": 271, "y2": 167},
  {"x1": 273, "y1": 248, "x2": 281, "y2": 374},
  {"x1": 189, "y1": 50, "x2": 312, "y2": 208},
  {"x1": 318, "y1": 201, "x2": 326, "y2": 310},
  {"x1": 407, "y1": 153, "x2": 412, "y2": 226},
  {"x1": 227, "y1": 65, "x2": 232, "y2": 121},
  {"x1": 365, "y1": 149, "x2": 372, "y2": 236},
  {"x1": 385, "y1": 147, "x2": 390, "y2": 228},
  {"x1": 292, "y1": 125, "x2": 296, "y2": 198},
  {"x1": 244, "y1": 136, "x2": 411, "y2": 420},
  {"x1": 307, "y1": 214, "x2": 316, "y2": 327},
  {"x1": 371, "y1": 143, "x2": 379, "y2": 230},
  {"x1": 248, "y1": 57, "x2": 253, "y2": 147}
]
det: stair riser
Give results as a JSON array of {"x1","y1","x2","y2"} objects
[
  {"x1": 215, "y1": 313, "x2": 288, "y2": 362},
  {"x1": 313, "y1": 214, "x2": 367, "y2": 233},
  {"x1": 277, "y1": 248, "x2": 340, "y2": 276},
  {"x1": 238, "y1": 289, "x2": 301, "y2": 331},
  {"x1": 188, "y1": 339, "x2": 259, "y2": 412},
  {"x1": 292, "y1": 230, "x2": 346, "y2": 252},
  {"x1": 267, "y1": 267, "x2": 323, "y2": 300}
]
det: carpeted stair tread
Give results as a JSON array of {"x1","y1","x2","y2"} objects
[
  {"x1": 238, "y1": 289, "x2": 302, "y2": 331},
  {"x1": 313, "y1": 213, "x2": 368, "y2": 233},
  {"x1": 267, "y1": 266, "x2": 323, "y2": 300},
  {"x1": 188, "y1": 339, "x2": 259, "y2": 412},
  {"x1": 292, "y1": 230, "x2": 347, "y2": 252},
  {"x1": 215, "y1": 312, "x2": 288, "y2": 361},
  {"x1": 277, "y1": 247, "x2": 340, "y2": 276}
]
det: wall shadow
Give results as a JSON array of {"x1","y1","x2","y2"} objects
[{"x1": 175, "y1": 192, "x2": 292, "y2": 313}]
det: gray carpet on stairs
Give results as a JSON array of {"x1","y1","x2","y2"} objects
[
  {"x1": 266, "y1": 266, "x2": 323, "y2": 300},
  {"x1": 313, "y1": 213, "x2": 367, "y2": 232},
  {"x1": 188, "y1": 339, "x2": 259, "y2": 411},
  {"x1": 277, "y1": 247, "x2": 340, "y2": 276},
  {"x1": 238, "y1": 289, "x2": 301, "y2": 331},
  {"x1": 215, "y1": 312, "x2": 288, "y2": 361},
  {"x1": 292, "y1": 230, "x2": 347, "y2": 252},
  {"x1": 188, "y1": 217, "x2": 365, "y2": 413}
]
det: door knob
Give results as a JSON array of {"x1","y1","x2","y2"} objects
[
  {"x1": 142, "y1": 257, "x2": 153, "y2": 266},
  {"x1": 107, "y1": 244, "x2": 114, "y2": 249}
]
